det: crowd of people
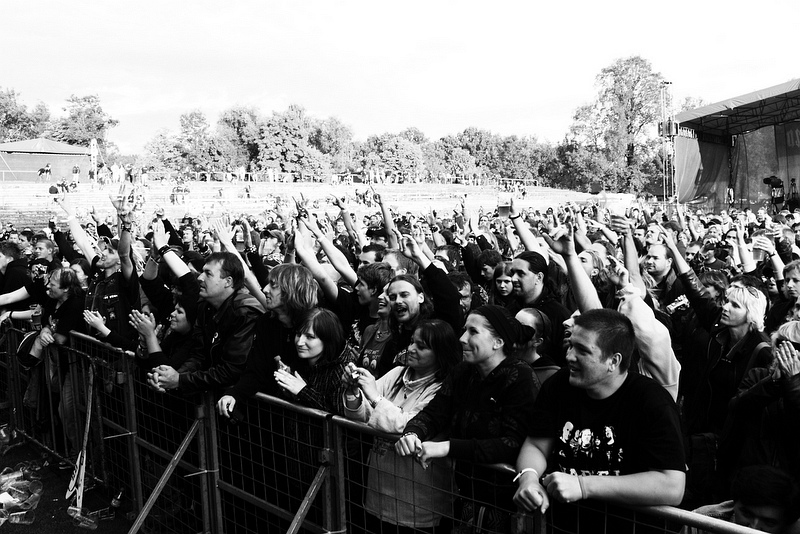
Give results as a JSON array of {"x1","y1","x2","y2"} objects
[{"x1": 1, "y1": 182, "x2": 800, "y2": 534}]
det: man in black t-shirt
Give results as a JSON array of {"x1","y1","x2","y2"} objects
[{"x1": 514, "y1": 309, "x2": 685, "y2": 518}]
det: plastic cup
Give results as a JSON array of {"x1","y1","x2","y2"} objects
[
  {"x1": 72, "y1": 511, "x2": 98, "y2": 530},
  {"x1": 9, "y1": 510, "x2": 34, "y2": 524},
  {"x1": 20, "y1": 493, "x2": 40, "y2": 511}
]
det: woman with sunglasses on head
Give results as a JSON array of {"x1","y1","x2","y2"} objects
[
  {"x1": 662, "y1": 223, "x2": 772, "y2": 435},
  {"x1": 661, "y1": 224, "x2": 772, "y2": 503},
  {"x1": 342, "y1": 319, "x2": 461, "y2": 534},
  {"x1": 719, "y1": 321, "x2": 800, "y2": 495}
]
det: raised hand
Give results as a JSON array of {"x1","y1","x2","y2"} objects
[{"x1": 541, "y1": 223, "x2": 576, "y2": 258}]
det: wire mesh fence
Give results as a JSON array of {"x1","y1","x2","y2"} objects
[{"x1": 0, "y1": 320, "x2": 769, "y2": 534}]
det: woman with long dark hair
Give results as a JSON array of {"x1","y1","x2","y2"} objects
[
  {"x1": 396, "y1": 305, "x2": 538, "y2": 532},
  {"x1": 488, "y1": 261, "x2": 514, "y2": 308},
  {"x1": 343, "y1": 319, "x2": 462, "y2": 533},
  {"x1": 273, "y1": 308, "x2": 350, "y2": 414}
]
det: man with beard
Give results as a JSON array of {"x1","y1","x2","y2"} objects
[
  {"x1": 644, "y1": 243, "x2": 685, "y2": 311},
  {"x1": 381, "y1": 237, "x2": 462, "y2": 375},
  {"x1": 508, "y1": 251, "x2": 570, "y2": 366}
]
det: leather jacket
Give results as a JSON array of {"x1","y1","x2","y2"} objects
[
  {"x1": 178, "y1": 291, "x2": 264, "y2": 394},
  {"x1": 679, "y1": 270, "x2": 771, "y2": 435}
]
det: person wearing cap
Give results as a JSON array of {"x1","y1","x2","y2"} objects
[
  {"x1": 513, "y1": 309, "x2": 685, "y2": 531},
  {"x1": 396, "y1": 305, "x2": 538, "y2": 531},
  {"x1": 56, "y1": 194, "x2": 141, "y2": 351},
  {"x1": 366, "y1": 226, "x2": 389, "y2": 247}
]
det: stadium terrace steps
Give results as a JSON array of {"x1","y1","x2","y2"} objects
[{"x1": 0, "y1": 180, "x2": 615, "y2": 232}]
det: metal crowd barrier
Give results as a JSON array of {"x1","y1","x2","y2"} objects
[{"x1": 0, "y1": 320, "x2": 767, "y2": 534}]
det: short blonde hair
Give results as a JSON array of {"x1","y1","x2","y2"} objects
[
  {"x1": 726, "y1": 286, "x2": 767, "y2": 332},
  {"x1": 772, "y1": 321, "x2": 800, "y2": 348}
]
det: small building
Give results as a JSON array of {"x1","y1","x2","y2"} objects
[{"x1": 0, "y1": 138, "x2": 91, "y2": 182}]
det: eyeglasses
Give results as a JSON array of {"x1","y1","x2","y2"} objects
[{"x1": 727, "y1": 284, "x2": 762, "y2": 299}]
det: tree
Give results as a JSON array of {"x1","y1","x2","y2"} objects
[
  {"x1": 495, "y1": 135, "x2": 551, "y2": 184},
  {"x1": 358, "y1": 133, "x2": 425, "y2": 181},
  {"x1": 141, "y1": 129, "x2": 183, "y2": 171},
  {"x1": 399, "y1": 127, "x2": 428, "y2": 145},
  {"x1": 454, "y1": 127, "x2": 502, "y2": 177},
  {"x1": 595, "y1": 56, "x2": 663, "y2": 168},
  {"x1": 258, "y1": 105, "x2": 331, "y2": 176},
  {"x1": 0, "y1": 89, "x2": 50, "y2": 142},
  {"x1": 309, "y1": 117, "x2": 354, "y2": 173},
  {"x1": 563, "y1": 56, "x2": 665, "y2": 192},
  {"x1": 178, "y1": 110, "x2": 213, "y2": 170},
  {"x1": 47, "y1": 95, "x2": 118, "y2": 155},
  {"x1": 217, "y1": 106, "x2": 264, "y2": 164},
  {"x1": 678, "y1": 96, "x2": 707, "y2": 113}
]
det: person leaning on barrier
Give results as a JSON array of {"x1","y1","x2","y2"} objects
[
  {"x1": 343, "y1": 319, "x2": 461, "y2": 532},
  {"x1": 685, "y1": 465, "x2": 800, "y2": 534},
  {"x1": 513, "y1": 309, "x2": 685, "y2": 515},
  {"x1": 397, "y1": 305, "x2": 538, "y2": 532},
  {"x1": 148, "y1": 252, "x2": 264, "y2": 394},
  {"x1": 55, "y1": 193, "x2": 141, "y2": 351},
  {"x1": 130, "y1": 220, "x2": 201, "y2": 372},
  {"x1": 217, "y1": 262, "x2": 317, "y2": 419}
]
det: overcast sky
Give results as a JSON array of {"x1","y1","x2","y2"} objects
[{"x1": 3, "y1": 0, "x2": 798, "y2": 154}]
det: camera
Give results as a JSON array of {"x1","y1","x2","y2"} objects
[{"x1": 763, "y1": 176, "x2": 784, "y2": 187}]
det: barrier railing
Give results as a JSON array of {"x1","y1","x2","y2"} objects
[{"x1": 0, "y1": 320, "x2": 767, "y2": 534}]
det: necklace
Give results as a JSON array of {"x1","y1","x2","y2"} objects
[{"x1": 375, "y1": 328, "x2": 389, "y2": 340}]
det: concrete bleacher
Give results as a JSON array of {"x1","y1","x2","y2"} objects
[{"x1": 0, "y1": 179, "x2": 629, "y2": 231}]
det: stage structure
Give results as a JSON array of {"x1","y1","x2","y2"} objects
[{"x1": 674, "y1": 78, "x2": 800, "y2": 211}]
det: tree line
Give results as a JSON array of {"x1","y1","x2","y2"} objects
[{"x1": 0, "y1": 56, "x2": 704, "y2": 194}]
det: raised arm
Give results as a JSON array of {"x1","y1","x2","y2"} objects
[
  {"x1": 510, "y1": 199, "x2": 545, "y2": 254},
  {"x1": 213, "y1": 220, "x2": 268, "y2": 310},
  {"x1": 609, "y1": 214, "x2": 646, "y2": 296},
  {"x1": 303, "y1": 215, "x2": 358, "y2": 287},
  {"x1": 151, "y1": 221, "x2": 190, "y2": 279},
  {"x1": 55, "y1": 196, "x2": 97, "y2": 263},
  {"x1": 373, "y1": 189, "x2": 399, "y2": 249},
  {"x1": 295, "y1": 222, "x2": 339, "y2": 303},
  {"x1": 542, "y1": 223, "x2": 602, "y2": 311}
]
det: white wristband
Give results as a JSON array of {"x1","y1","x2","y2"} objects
[{"x1": 513, "y1": 468, "x2": 540, "y2": 483}]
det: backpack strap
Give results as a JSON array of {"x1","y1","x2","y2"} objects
[{"x1": 746, "y1": 341, "x2": 770, "y2": 372}]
